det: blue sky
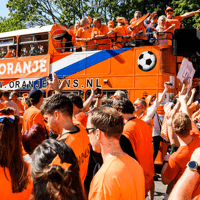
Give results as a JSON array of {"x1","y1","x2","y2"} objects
[{"x1": 0, "y1": 0, "x2": 9, "y2": 18}]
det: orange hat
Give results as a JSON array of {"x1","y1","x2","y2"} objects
[
  {"x1": 108, "y1": 20, "x2": 114, "y2": 26},
  {"x1": 116, "y1": 17, "x2": 126, "y2": 23},
  {"x1": 165, "y1": 7, "x2": 174, "y2": 14}
]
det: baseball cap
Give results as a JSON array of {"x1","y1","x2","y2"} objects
[
  {"x1": 165, "y1": 7, "x2": 174, "y2": 14},
  {"x1": 29, "y1": 89, "x2": 45, "y2": 99}
]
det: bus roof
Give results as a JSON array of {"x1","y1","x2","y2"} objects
[{"x1": 0, "y1": 25, "x2": 53, "y2": 39}]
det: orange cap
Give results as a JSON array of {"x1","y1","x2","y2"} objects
[
  {"x1": 165, "y1": 7, "x2": 174, "y2": 14},
  {"x1": 116, "y1": 17, "x2": 126, "y2": 23},
  {"x1": 108, "y1": 20, "x2": 114, "y2": 26}
]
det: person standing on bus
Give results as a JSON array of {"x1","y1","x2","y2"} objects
[
  {"x1": 129, "y1": 11, "x2": 157, "y2": 40},
  {"x1": 164, "y1": 7, "x2": 200, "y2": 43},
  {"x1": 76, "y1": 17, "x2": 97, "y2": 51},
  {"x1": 92, "y1": 17, "x2": 111, "y2": 50},
  {"x1": 107, "y1": 17, "x2": 129, "y2": 49}
]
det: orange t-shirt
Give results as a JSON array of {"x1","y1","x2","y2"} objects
[
  {"x1": 75, "y1": 112, "x2": 88, "y2": 127},
  {"x1": 112, "y1": 25, "x2": 128, "y2": 49},
  {"x1": 76, "y1": 27, "x2": 97, "y2": 51},
  {"x1": 51, "y1": 123, "x2": 90, "y2": 187},
  {"x1": 22, "y1": 106, "x2": 45, "y2": 133},
  {"x1": 92, "y1": 24, "x2": 111, "y2": 50},
  {"x1": 0, "y1": 167, "x2": 33, "y2": 200},
  {"x1": 70, "y1": 29, "x2": 81, "y2": 49},
  {"x1": 163, "y1": 135, "x2": 200, "y2": 198},
  {"x1": 0, "y1": 102, "x2": 7, "y2": 109},
  {"x1": 189, "y1": 102, "x2": 197, "y2": 117},
  {"x1": 123, "y1": 118, "x2": 154, "y2": 194},
  {"x1": 165, "y1": 15, "x2": 182, "y2": 44},
  {"x1": 89, "y1": 154, "x2": 145, "y2": 200}
]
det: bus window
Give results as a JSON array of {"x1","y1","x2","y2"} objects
[
  {"x1": 0, "y1": 37, "x2": 17, "y2": 58},
  {"x1": 19, "y1": 33, "x2": 49, "y2": 57},
  {"x1": 47, "y1": 90, "x2": 84, "y2": 99},
  {"x1": 85, "y1": 90, "x2": 128, "y2": 105}
]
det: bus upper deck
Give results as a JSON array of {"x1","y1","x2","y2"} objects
[{"x1": 0, "y1": 24, "x2": 198, "y2": 105}]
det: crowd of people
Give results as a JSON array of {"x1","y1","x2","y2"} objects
[
  {"x1": 56, "y1": 7, "x2": 200, "y2": 51},
  {"x1": 0, "y1": 72, "x2": 200, "y2": 200}
]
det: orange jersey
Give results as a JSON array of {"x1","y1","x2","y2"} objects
[
  {"x1": 0, "y1": 102, "x2": 7, "y2": 109},
  {"x1": 51, "y1": 123, "x2": 90, "y2": 187},
  {"x1": 163, "y1": 135, "x2": 200, "y2": 198},
  {"x1": 89, "y1": 154, "x2": 145, "y2": 200},
  {"x1": 123, "y1": 118, "x2": 154, "y2": 194},
  {"x1": 112, "y1": 25, "x2": 128, "y2": 49},
  {"x1": 165, "y1": 15, "x2": 181, "y2": 44},
  {"x1": 70, "y1": 29, "x2": 81, "y2": 49},
  {"x1": 92, "y1": 24, "x2": 111, "y2": 50},
  {"x1": 0, "y1": 167, "x2": 33, "y2": 200},
  {"x1": 22, "y1": 106, "x2": 45, "y2": 133},
  {"x1": 76, "y1": 27, "x2": 97, "y2": 51},
  {"x1": 189, "y1": 102, "x2": 197, "y2": 117},
  {"x1": 75, "y1": 111, "x2": 88, "y2": 127}
]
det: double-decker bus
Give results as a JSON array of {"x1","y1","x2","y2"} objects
[{"x1": 0, "y1": 23, "x2": 199, "y2": 164}]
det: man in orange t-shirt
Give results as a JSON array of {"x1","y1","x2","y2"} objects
[
  {"x1": 76, "y1": 17, "x2": 97, "y2": 51},
  {"x1": 107, "y1": 17, "x2": 128, "y2": 49},
  {"x1": 92, "y1": 17, "x2": 111, "y2": 50},
  {"x1": 87, "y1": 106, "x2": 145, "y2": 200},
  {"x1": 165, "y1": 7, "x2": 200, "y2": 42},
  {"x1": 162, "y1": 112, "x2": 200, "y2": 199},
  {"x1": 113, "y1": 98, "x2": 154, "y2": 195},
  {"x1": 22, "y1": 89, "x2": 45, "y2": 134},
  {"x1": 41, "y1": 94, "x2": 90, "y2": 189}
]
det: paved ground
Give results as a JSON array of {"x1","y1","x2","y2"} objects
[{"x1": 146, "y1": 166, "x2": 167, "y2": 200}]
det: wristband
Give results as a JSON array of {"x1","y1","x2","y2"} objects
[
  {"x1": 194, "y1": 11, "x2": 196, "y2": 14},
  {"x1": 197, "y1": 98, "x2": 200, "y2": 104},
  {"x1": 163, "y1": 160, "x2": 168, "y2": 165}
]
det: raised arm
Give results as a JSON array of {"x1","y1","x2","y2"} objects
[
  {"x1": 82, "y1": 89, "x2": 95, "y2": 112},
  {"x1": 179, "y1": 90, "x2": 190, "y2": 116},
  {"x1": 181, "y1": 9, "x2": 200, "y2": 19},
  {"x1": 187, "y1": 88, "x2": 196, "y2": 106}
]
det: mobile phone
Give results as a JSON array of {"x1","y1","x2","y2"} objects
[
  {"x1": 94, "y1": 88, "x2": 102, "y2": 95},
  {"x1": 165, "y1": 82, "x2": 173, "y2": 86}
]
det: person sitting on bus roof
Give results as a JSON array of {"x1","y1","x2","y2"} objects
[
  {"x1": 91, "y1": 17, "x2": 111, "y2": 50},
  {"x1": 154, "y1": 15, "x2": 175, "y2": 45},
  {"x1": 76, "y1": 17, "x2": 97, "y2": 51},
  {"x1": 164, "y1": 7, "x2": 200, "y2": 43},
  {"x1": 129, "y1": 11, "x2": 157, "y2": 41},
  {"x1": 107, "y1": 17, "x2": 129, "y2": 49}
]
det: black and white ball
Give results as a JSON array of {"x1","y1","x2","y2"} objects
[{"x1": 137, "y1": 51, "x2": 157, "y2": 71}]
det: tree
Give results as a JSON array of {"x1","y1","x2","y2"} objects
[{"x1": 172, "y1": 0, "x2": 200, "y2": 28}]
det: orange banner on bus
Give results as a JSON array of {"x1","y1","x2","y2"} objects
[{"x1": 0, "y1": 55, "x2": 50, "y2": 79}]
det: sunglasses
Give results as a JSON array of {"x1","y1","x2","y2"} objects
[
  {"x1": 0, "y1": 115, "x2": 15, "y2": 123},
  {"x1": 167, "y1": 10, "x2": 173, "y2": 12},
  {"x1": 85, "y1": 127, "x2": 97, "y2": 134},
  {"x1": 85, "y1": 127, "x2": 105, "y2": 134}
]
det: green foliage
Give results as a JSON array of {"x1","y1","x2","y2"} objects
[
  {"x1": 2, "y1": 0, "x2": 198, "y2": 33},
  {"x1": 172, "y1": 0, "x2": 200, "y2": 28}
]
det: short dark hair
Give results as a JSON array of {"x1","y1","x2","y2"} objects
[
  {"x1": 172, "y1": 112, "x2": 191, "y2": 138},
  {"x1": 11, "y1": 91, "x2": 18, "y2": 97},
  {"x1": 41, "y1": 94, "x2": 73, "y2": 117},
  {"x1": 2, "y1": 91, "x2": 10, "y2": 99},
  {"x1": 112, "y1": 97, "x2": 135, "y2": 114},
  {"x1": 67, "y1": 93, "x2": 83, "y2": 109},
  {"x1": 137, "y1": 98, "x2": 147, "y2": 109},
  {"x1": 88, "y1": 107, "x2": 124, "y2": 139}
]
